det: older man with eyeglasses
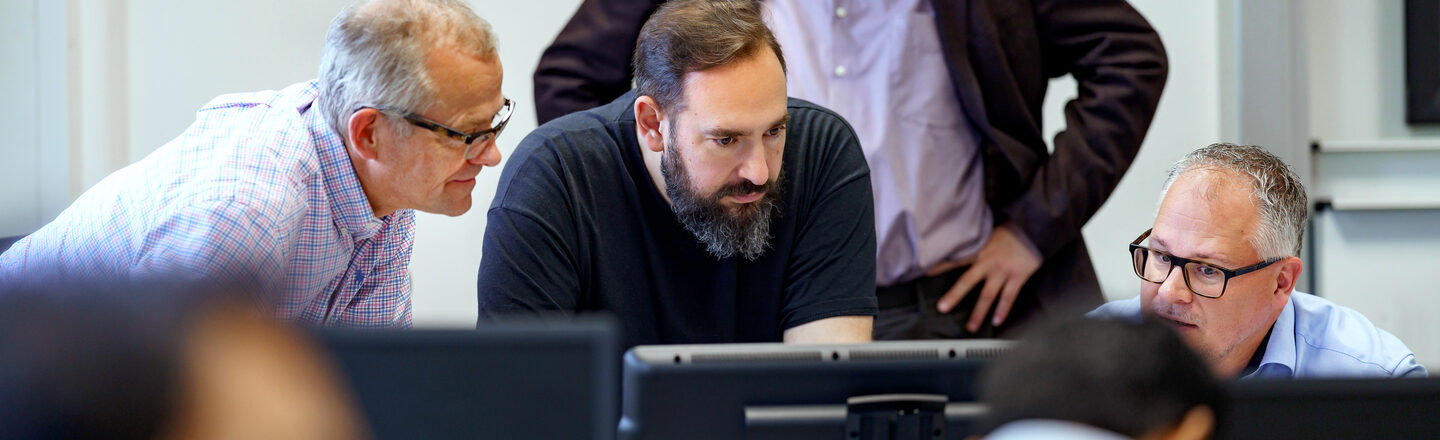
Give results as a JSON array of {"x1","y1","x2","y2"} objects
[
  {"x1": 1090, "y1": 143, "x2": 1425, "y2": 379},
  {"x1": 0, "y1": 0, "x2": 508, "y2": 327}
]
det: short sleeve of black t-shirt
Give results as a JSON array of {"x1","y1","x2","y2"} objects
[{"x1": 477, "y1": 91, "x2": 876, "y2": 349}]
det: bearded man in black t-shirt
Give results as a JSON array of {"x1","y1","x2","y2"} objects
[{"x1": 477, "y1": 0, "x2": 876, "y2": 349}]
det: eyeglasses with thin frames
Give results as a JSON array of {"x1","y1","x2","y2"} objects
[
  {"x1": 359, "y1": 97, "x2": 515, "y2": 159},
  {"x1": 1128, "y1": 228, "x2": 1282, "y2": 299}
]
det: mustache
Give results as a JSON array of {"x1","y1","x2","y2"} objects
[
  {"x1": 709, "y1": 180, "x2": 772, "y2": 201},
  {"x1": 1150, "y1": 304, "x2": 1201, "y2": 325}
]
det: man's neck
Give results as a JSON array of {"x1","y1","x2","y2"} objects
[
  {"x1": 346, "y1": 144, "x2": 394, "y2": 218},
  {"x1": 1240, "y1": 326, "x2": 1275, "y2": 376},
  {"x1": 1214, "y1": 320, "x2": 1279, "y2": 379}
]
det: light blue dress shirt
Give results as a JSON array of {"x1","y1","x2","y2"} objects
[
  {"x1": 986, "y1": 420, "x2": 1131, "y2": 440},
  {"x1": 1089, "y1": 292, "x2": 1426, "y2": 378}
]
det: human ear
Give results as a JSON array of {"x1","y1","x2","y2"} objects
[
  {"x1": 633, "y1": 96, "x2": 667, "y2": 153},
  {"x1": 348, "y1": 108, "x2": 385, "y2": 161},
  {"x1": 1272, "y1": 256, "x2": 1303, "y2": 303}
]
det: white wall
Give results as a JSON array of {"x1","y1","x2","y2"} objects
[
  {"x1": 1047, "y1": 0, "x2": 1225, "y2": 302},
  {"x1": 1303, "y1": 0, "x2": 1440, "y2": 366},
  {"x1": 0, "y1": 0, "x2": 43, "y2": 236},
  {"x1": 1307, "y1": 0, "x2": 1440, "y2": 140},
  {"x1": 1, "y1": 0, "x2": 69, "y2": 237}
]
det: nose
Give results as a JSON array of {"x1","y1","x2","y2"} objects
[
  {"x1": 469, "y1": 141, "x2": 502, "y2": 167},
  {"x1": 736, "y1": 143, "x2": 770, "y2": 186},
  {"x1": 1156, "y1": 265, "x2": 1194, "y2": 305}
]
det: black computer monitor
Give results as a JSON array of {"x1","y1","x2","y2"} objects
[
  {"x1": 315, "y1": 319, "x2": 618, "y2": 440},
  {"x1": 618, "y1": 340, "x2": 1013, "y2": 440},
  {"x1": 1216, "y1": 377, "x2": 1440, "y2": 439}
]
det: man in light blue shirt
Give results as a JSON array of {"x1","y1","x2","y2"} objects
[{"x1": 1089, "y1": 143, "x2": 1425, "y2": 379}]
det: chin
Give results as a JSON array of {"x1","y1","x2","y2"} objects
[
  {"x1": 421, "y1": 198, "x2": 472, "y2": 217},
  {"x1": 444, "y1": 201, "x2": 473, "y2": 217}
]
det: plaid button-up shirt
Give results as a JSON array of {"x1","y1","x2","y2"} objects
[{"x1": 0, "y1": 80, "x2": 414, "y2": 327}]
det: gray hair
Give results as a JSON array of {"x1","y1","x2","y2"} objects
[
  {"x1": 1160, "y1": 143, "x2": 1307, "y2": 259},
  {"x1": 318, "y1": 0, "x2": 496, "y2": 141}
]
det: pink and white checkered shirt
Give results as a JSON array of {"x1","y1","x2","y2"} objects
[{"x1": 0, "y1": 80, "x2": 414, "y2": 327}]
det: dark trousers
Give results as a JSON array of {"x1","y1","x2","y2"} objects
[{"x1": 872, "y1": 266, "x2": 1039, "y2": 340}]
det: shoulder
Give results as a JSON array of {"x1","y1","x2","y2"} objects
[
  {"x1": 190, "y1": 81, "x2": 321, "y2": 163},
  {"x1": 495, "y1": 96, "x2": 635, "y2": 208},
  {"x1": 515, "y1": 90, "x2": 634, "y2": 165},
  {"x1": 177, "y1": 83, "x2": 323, "y2": 214},
  {"x1": 785, "y1": 97, "x2": 862, "y2": 147},
  {"x1": 1289, "y1": 292, "x2": 1423, "y2": 377},
  {"x1": 1086, "y1": 296, "x2": 1143, "y2": 323},
  {"x1": 780, "y1": 97, "x2": 870, "y2": 190}
]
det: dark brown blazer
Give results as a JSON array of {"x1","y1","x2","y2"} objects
[{"x1": 532, "y1": 0, "x2": 1168, "y2": 319}]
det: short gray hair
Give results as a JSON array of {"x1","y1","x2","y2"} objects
[
  {"x1": 1160, "y1": 143, "x2": 1307, "y2": 259},
  {"x1": 318, "y1": 0, "x2": 496, "y2": 141}
]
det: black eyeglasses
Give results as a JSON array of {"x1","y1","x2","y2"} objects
[
  {"x1": 1129, "y1": 228, "x2": 1281, "y2": 299},
  {"x1": 360, "y1": 97, "x2": 514, "y2": 159}
]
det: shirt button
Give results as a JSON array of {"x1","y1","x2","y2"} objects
[
  {"x1": 835, "y1": 7, "x2": 847, "y2": 18},
  {"x1": 834, "y1": 65, "x2": 847, "y2": 77}
]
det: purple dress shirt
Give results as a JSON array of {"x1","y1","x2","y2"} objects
[{"x1": 765, "y1": 0, "x2": 991, "y2": 286}]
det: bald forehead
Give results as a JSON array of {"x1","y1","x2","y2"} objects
[
  {"x1": 1156, "y1": 169, "x2": 1264, "y2": 262},
  {"x1": 1173, "y1": 167, "x2": 1255, "y2": 209}
]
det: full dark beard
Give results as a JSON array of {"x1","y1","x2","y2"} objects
[{"x1": 662, "y1": 140, "x2": 783, "y2": 261}]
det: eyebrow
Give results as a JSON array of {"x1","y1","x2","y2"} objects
[
  {"x1": 1151, "y1": 236, "x2": 1226, "y2": 266},
  {"x1": 702, "y1": 113, "x2": 790, "y2": 138}
]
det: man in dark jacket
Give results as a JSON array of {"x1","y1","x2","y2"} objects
[{"x1": 533, "y1": 0, "x2": 1168, "y2": 338}]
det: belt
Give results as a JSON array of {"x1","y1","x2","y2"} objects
[{"x1": 875, "y1": 266, "x2": 970, "y2": 309}]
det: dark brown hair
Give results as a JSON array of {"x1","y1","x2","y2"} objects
[{"x1": 632, "y1": 0, "x2": 786, "y2": 113}]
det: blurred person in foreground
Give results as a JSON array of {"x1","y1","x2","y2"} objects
[
  {"x1": 0, "y1": 280, "x2": 365, "y2": 440},
  {"x1": 1090, "y1": 144, "x2": 1424, "y2": 379},
  {"x1": 0, "y1": 0, "x2": 510, "y2": 327},
  {"x1": 979, "y1": 317, "x2": 1222, "y2": 440}
]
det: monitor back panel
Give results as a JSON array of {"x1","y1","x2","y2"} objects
[
  {"x1": 316, "y1": 321, "x2": 617, "y2": 440},
  {"x1": 620, "y1": 340, "x2": 1012, "y2": 440},
  {"x1": 1216, "y1": 377, "x2": 1440, "y2": 439}
]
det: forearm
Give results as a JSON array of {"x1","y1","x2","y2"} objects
[{"x1": 783, "y1": 316, "x2": 874, "y2": 344}]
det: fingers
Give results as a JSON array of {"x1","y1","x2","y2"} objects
[
  {"x1": 937, "y1": 267, "x2": 984, "y2": 314},
  {"x1": 966, "y1": 274, "x2": 1003, "y2": 333},
  {"x1": 926, "y1": 256, "x2": 978, "y2": 277},
  {"x1": 990, "y1": 278, "x2": 1024, "y2": 327},
  {"x1": 925, "y1": 260, "x2": 963, "y2": 277}
]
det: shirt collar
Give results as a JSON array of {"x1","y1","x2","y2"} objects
[
  {"x1": 987, "y1": 420, "x2": 1131, "y2": 440},
  {"x1": 1243, "y1": 295, "x2": 1298, "y2": 378},
  {"x1": 304, "y1": 82, "x2": 385, "y2": 242}
]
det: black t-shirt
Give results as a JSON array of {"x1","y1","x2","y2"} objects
[{"x1": 477, "y1": 91, "x2": 877, "y2": 349}]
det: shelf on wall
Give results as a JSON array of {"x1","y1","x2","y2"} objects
[{"x1": 1312, "y1": 139, "x2": 1440, "y2": 211}]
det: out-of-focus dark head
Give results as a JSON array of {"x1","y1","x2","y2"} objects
[
  {"x1": 0, "y1": 279, "x2": 193, "y2": 440},
  {"x1": 979, "y1": 317, "x2": 1225, "y2": 439},
  {"x1": 0, "y1": 277, "x2": 363, "y2": 440}
]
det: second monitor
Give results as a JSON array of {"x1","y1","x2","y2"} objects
[{"x1": 620, "y1": 340, "x2": 1013, "y2": 440}]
